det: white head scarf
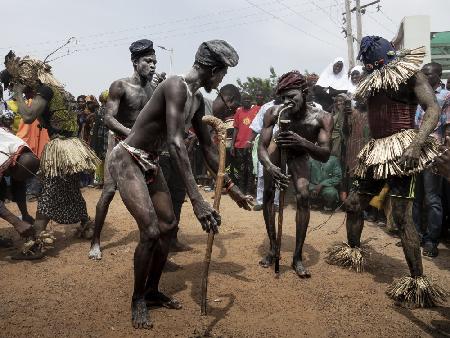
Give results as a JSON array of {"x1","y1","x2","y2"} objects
[
  {"x1": 316, "y1": 57, "x2": 350, "y2": 91},
  {"x1": 347, "y1": 65, "x2": 364, "y2": 93}
]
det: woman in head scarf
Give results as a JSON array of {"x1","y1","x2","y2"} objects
[
  {"x1": 316, "y1": 57, "x2": 351, "y2": 92},
  {"x1": 314, "y1": 57, "x2": 351, "y2": 110},
  {"x1": 347, "y1": 65, "x2": 364, "y2": 94}
]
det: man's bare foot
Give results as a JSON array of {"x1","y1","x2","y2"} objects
[
  {"x1": 131, "y1": 298, "x2": 152, "y2": 329},
  {"x1": 292, "y1": 261, "x2": 311, "y2": 278},
  {"x1": 170, "y1": 238, "x2": 192, "y2": 252},
  {"x1": 145, "y1": 291, "x2": 182, "y2": 309},
  {"x1": 259, "y1": 253, "x2": 275, "y2": 268},
  {"x1": 88, "y1": 243, "x2": 102, "y2": 260}
]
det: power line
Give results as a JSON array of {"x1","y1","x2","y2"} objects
[
  {"x1": 1, "y1": 0, "x2": 315, "y2": 52},
  {"x1": 244, "y1": 0, "x2": 340, "y2": 48},
  {"x1": 18, "y1": 1, "x2": 343, "y2": 58},
  {"x1": 310, "y1": 0, "x2": 342, "y2": 28},
  {"x1": 7, "y1": 1, "x2": 335, "y2": 57},
  {"x1": 366, "y1": 12, "x2": 396, "y2": 35},
  {"x1": 18, "y1": 6, "x2": 301, "y2": 57},
  {"x1": 50, "y1": 12, "x2": 298, "y2": 60},
  {"x1": 276, "y1": 0, "x2": 343, "y2": 39},
  {"x1": 379, "y1": 8, "x2": 398, "y2": 30}
]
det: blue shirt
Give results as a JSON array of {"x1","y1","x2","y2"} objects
[{"x1": 415, "y1": 86, "x2": 450, "y2": 141}]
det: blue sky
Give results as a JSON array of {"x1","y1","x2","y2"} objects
[{"x1": 2, "y1": 0, "x2": 448, "y2": 97}]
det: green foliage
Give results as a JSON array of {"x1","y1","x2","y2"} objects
[{"x1": 236, "y1": 66, "x2": 278, "y2": 102}]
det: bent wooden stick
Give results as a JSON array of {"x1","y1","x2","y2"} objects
[
  {"x1": 274, "y1": 104, "x2": 292, "y2": 277},
  {"x1": 200, "y1": 115, "x2": 227, "y2": 315}
]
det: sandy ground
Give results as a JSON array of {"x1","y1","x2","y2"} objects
[{"x1": 0, "y1": 188, "x2": 449, "y2": 337}]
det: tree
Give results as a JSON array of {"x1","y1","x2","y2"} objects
[{"x1": 236, "y1": 66, "x2": 278, "y2": 102}]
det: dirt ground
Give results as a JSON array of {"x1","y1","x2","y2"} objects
[{"x1": 0, "y1": 188, "x2": 449, "y2": 337}]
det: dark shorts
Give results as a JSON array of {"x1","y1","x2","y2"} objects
[{"x1": 357, "y1": 175, "x2": 416, "y2": 199}]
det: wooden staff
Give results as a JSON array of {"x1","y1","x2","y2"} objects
[
  {"x1": 200, "y1": 115, "x2": 227, "y2": 316},
  {"x1": 275, "y1": 118, "x2": 291, "y2": 276}
]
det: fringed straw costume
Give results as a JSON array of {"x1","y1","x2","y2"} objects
[
  {"x1": 326, "y1": 36, "x2": 446, "y2": 307},
  {"x1": 5, "y1": 55, "x2": 99, "y2": 224}
]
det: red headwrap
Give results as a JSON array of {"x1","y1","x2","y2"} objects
[
  {"x1": 307, "y1": 73, "x2": 319, "y2": 81},
  {"x1": 275, "y1": 70, "x2": 308, "y2": 95}
]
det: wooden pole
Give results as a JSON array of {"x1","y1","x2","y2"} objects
[
  {"x1": 345, "y1": 0, "x2": 355, "y2": 69},
  {"x1": 200, "y1": 115, "x2": 227, "y2": 316},
  {"x1": 355, "y1": 0, "x2": 362, "y2": 46}
]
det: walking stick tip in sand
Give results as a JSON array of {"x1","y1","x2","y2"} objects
[{"x1": 200, "y1": 115, "x2": 227, "y2": 315}]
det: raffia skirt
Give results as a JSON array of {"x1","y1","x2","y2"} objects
[
  {"x1": 37, "y1": 137, "x2": 100, "y2": 224},
  {"x1": 353, "y1": 129, "x2": 439, "y2": 180}
]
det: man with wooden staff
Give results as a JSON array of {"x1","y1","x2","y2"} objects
[
  {"x1": 258, "y1": 71, "x2": 333, "y2": 278},
  {"x1": 105, "y1": 39, "x2": 252, "y2": 329}
]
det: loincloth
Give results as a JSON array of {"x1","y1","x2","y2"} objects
[
  {"x1": 0, "y1": 128, "x2": 30, "y2": 179},
  {"x1": 354, "y1": 129, "x2": 439, "y2": 180},
  {"x1": 40, "y1": 137, "x2": 100, "y2": 177},
  {"x1": 119, "y1": 141, "x2": 159, "y2": 184}
]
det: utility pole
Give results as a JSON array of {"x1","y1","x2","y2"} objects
[
  {"x1": 345, "y1": 0, "x2": 355, "y2": 68},
  {"x1": 341, "y1": 0, "x2": 382, "y2": 66},
  {"x1": 157, "y1": 45, "x2": 174, "y2": 75},
  {"x1": 355, "y1": 0, "x2": 362, "y2": 45}
]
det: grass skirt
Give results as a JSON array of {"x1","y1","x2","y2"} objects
[
  {"x1": 354, "y1": 129, "x2": 439, "y2": 180},
  {"x1": 40, "y1": 137, "x2": 100, "y2": 177}
]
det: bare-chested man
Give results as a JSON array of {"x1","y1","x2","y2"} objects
[
  {"x1": 106, "y1": 40, "x2": 251, "y2": 329},
  {"x1": 88, "y1": 39, "x2": 156, "y2": 260},
  {"x1": 326, "y1": 36, "x2": 446, "y2": 307},
  {"x1": 258, "y1": 71, "x2": 333, "y2": 278}
]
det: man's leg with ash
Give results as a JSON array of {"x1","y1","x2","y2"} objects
[
  {"x1": 260, "y1": 142, "x2": 279, "y2": 267},
  {"x1": 108, "y1": 146, "x2": 161, "y2": 329},
  {"x1": 391, "y1": 197, "x2": 422, "y2": 276},
  {"x1": 159, "y1": 154, "x2": 190, "y2": 252},
  {"x1": 89, "y1": 139, "x2": 117, "y2": 260},
  {"x1": 385, "y1": 196, "x2": 446, "y2": 308},
  {"x1": 345, "y1": 193, "x2": 370, "y2": 248},
  {"x1": 326, "y1": 189, "x2": 370, "y2": 272},
  {"x1": 412, "y1": 172, "x2": 425, "y2": 242},
  {"x1": 143, "y1": 169, "x2": 182, "y2": 308},
  {"x1": 288, "y1": 155, "x2": 311, "y2": 278}
]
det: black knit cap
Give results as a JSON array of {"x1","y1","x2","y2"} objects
[
  {"x1": 195, "y1": 40, "x2": 239, "y2": 68},
  {"x1": 130, "y1": 39, "x2": 155, "y2": 60}
]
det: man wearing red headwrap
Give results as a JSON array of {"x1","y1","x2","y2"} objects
[{"x1": 258, "y1": 70, "x2": 333, "y2": 277}]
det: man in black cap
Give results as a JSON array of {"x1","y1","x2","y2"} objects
[
  {"x1": 105, "y1": 39, "x2": 252, "y2": 329},
  {"x1": 88, "y1": 39, "x2": 157, "y2": 260}
]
